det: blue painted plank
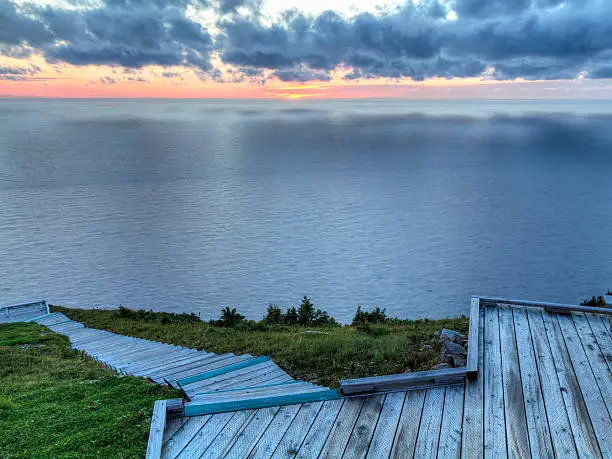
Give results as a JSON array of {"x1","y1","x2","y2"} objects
[
  {"x1": 183, "y1": 389, "x2": 340, "y2": 416},
  {"x1": 178, "y1": 356, "x2": 269, "y2": 386}
]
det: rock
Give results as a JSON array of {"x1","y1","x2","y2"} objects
[
  {"x1": 452, "y1": 354, "x2": 467, "y2": 367},
  {"x1": 433, "y1": 363, "x2": 452, "y2": 370},
  {"x1": 443, "y1": 341, "x2": 466, "y2": 356},
  {"x1": 436, "y1": 328, "x2": 465, "y2": 343},
  {"x1": 421, "y1": 344, "x2": 432, "y2": 351}
]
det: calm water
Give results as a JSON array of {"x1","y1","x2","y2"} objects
[{"x1": 1, "y1": 99, "x2": 612, "y2": 322}]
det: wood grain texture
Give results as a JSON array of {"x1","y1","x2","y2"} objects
[
  {"x1": 461, "y1": 306, "x2": 484, "y2": 459},
  {"x1": 318, "y1": 397, "x2": 364, "y2": 458},
  {"x1": 438, "y1": 385, "x2": 465, "y2": 459},
  {"x1": 365, "y1": 392, "x2": 405, "y2": 459},
  {"x1": 413, "y1": 387, "x2": 445, "y2": 458},
  {"x1": 498, "y1": 306, "x2": 531, "y2": 458},
  {"x1": 342, "y1": 394, "x2": 385, "y2": 459},
  {"x1": 555, "y1": 313, "x2": 612, "y2": 457},
  {"x1": 511, "y1": 308, "x2": 554, "y2": 459},
  {"x1": 295, "y1": 399, "x2": 344, "y2": 458},
  {"x1": 272, "y1": 402, "x2": 325, "y2": 458},
  {"x1": 540, "y1": 311, "x2": 602, "y2": 458},
  {"x1": 483, "y1": 306, "x2": 507, "y2": 459},
  {"x1": 390, "y1": 389, "x2": 426, "y2": 458},
  {"x1": 467, "y1": 296, "x2": 481, "y2": 378},
  {"x1": 146, "y1": 400, "x2": 167, "y2": 459}
]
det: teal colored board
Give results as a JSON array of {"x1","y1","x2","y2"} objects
[
  {"x1": 178, "y1": 356, "x2": 270, "y2": 386},
  {"x1": 184, "y1": 389, "x2": 340, "y2": 416}
]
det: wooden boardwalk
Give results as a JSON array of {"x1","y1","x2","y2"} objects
[
  {"x1": 156, "y1": 300, "x2": 611, "y2": 458},
  {"x1": 2, "y1": 299, "x2": 610, "y2": 458}
]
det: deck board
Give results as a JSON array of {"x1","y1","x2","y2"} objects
[
  {"x1": 483, "y1": 306, "x2": 507, "y2": 458},
  {"x1": 511, "y1": 308, "x2": 554, "y2": 459},
  {"x1": 437, "y1": 385, "x2": 464, "y2": 459},
  {"x1": 498, "y1": 306, "x2": 531, "y2": 458}
]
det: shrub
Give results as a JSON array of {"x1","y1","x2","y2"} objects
[
  {"x1": 298, "y1": 296, "x2": 315, "y2": 325},
  {"x1": 607, "y1": 289, "x2": 612, "y2": 296},
  {"x1": 263, "y1": 305, "x2": 283, "y2": 324},
  {"x1": 284, "y1": 307, "x2": 298, "y2": 325},
  {"x1": 216, "y1": 307, "x2": 246, "y2": 327},
  {"x1": 352, "y1": 306, "x2": 388, "y2": 325},
  {"x1": 580, "y1": 296, "x2": 607, "y2": 307}
]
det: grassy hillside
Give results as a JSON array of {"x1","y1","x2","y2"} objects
[
  {"x1": 52, "y1": 305, "x2": 468, "y2": 387},
  {"x1": 0, "y1": 322, "x2": 181, "y2": 458}
]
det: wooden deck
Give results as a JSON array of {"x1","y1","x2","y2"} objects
[
  {"x1": 2, "y1": 299, "x2": 610, "y2": 457},
  {"x1": 158, "y1": 301, "x2": 611, "y2": 458}
]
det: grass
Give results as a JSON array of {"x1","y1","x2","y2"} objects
[
  {"x1": 0, "y1": 322, "x2": 181, "y2": 458},
  {"x1": 52, "y1": 305, "x2": 469, "y2": 387}
]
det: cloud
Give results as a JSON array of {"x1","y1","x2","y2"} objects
[
  {"x1": 1, "y1": 0, "x2": 214, "y2": 71},
  {"x1": 1, "y1": 0, "x2": 612, "y2": 83},
  {"x1": 217, "y1": 0, "x2": 612, "y2": 81}
]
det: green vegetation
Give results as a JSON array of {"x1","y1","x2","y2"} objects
[
  {"x1": 580, "y1": 295, "x2": 607, "y2": 307},
  {"x1": 0, "y1": 322, "x2": 181, "y2": 458},
  {"x1": 52, "y1": 304, "x2": 468, "y2": 387}
]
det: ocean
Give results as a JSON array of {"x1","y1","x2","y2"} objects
[{"x1": 1, "y1": 98, "x2": 612, "y2": 322}]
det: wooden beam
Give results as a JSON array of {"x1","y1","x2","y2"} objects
[
  {"x1": 339, "y1": 367, "x2": 466, "y2": 396},
  {"x1": 183, "y1": 388, "x2": 339, "y2": 416},
  {"x1": 466, "y1": 296, "x2": 481, "y2": 380},
  {"x1": 478, "y1": 296, "x2": 612, "y2": 315},
  {"x1": 145, "y1": 400, "x2": 167, "y2": 459}
]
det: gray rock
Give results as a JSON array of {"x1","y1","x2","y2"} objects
[
  {"x1": 421, "y1": 344, "x2": 433, "y2": 351},
  {"x1": 443, "y1": 341, "x2": 466, "y2": 356},
  {"x1": 436, "y1": 328, "x2": 466, "y2": 343},
  {"x1": 452, "y1": 354, "x2": 467, "y2": 367}
]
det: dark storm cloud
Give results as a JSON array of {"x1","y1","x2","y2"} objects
[
  {"x1": 1, "y1": 0, "x2": 612, "y2": 83},
  {"x1": 1, "y1": 0, "x2": 214, "y2": 71},
  {"x1": 217, "y1": 0, "x2": 612, "y2": 81}
]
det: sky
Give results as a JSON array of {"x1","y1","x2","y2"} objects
[{"x1": 1, "y1": 0, "x2": 612, "y2": 98}]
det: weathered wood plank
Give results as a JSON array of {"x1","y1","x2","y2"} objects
[
  {"x1": 176, "y1": 411, "x2": 235, "y2": 458},
  {"x1": 438, "y1": 384, "x2": 465, "y2": 459},
  {"x1": 537, "y1": 310, "x2": 602, "y2": 458},
  {"x1": 342, "y1": 394, "x2": 385, "y2": 459},
  {"x1": 365, "y1": 392, "x2": 405, "y2": 459},
  {"x1": 339, "y1": 367, "x2": 466, "y2": 395},
  {"x1": 413, "y1": 387, "x2": 445, "y2": 458},
  {"x1": 317, "y1": 397, "x2": 364, "y2": 458},
  {"x1": 555, "y1": 313, "x2": 612, "y2": 456},
  {"x1": 498, "y1": 306, "x2": 531, "y2": 458},
  {"x1": 461, "y1": 305, "x2": 484, "y2": 459},
  {"x1": 511, "y1": 308, "x2": 554, "y2": 459},
  {"x1": 224, "y1": 406, "x2": 282, "y2": 457},
  {"x1": 200, "y1": 410, "x2": 257, "y2": 458},
  {"x1": 483, "y1": 306, "x2": 507, "y2": 459},
  {"x1": 467, "y1": 296, "x2": 481, "y2": 379},
  {"x1": 478, "y1": 296, "x2": 612, "y2": 315},
  {"x1": 163, "y1": 417, "x2": 188, "y2": 446},
  {"x1": 389, "y1": 389, "x2": 426, "y2": 458},
  {"x1": 178, "y1": 356, "x2": 267, "y2": 386},
  {"x1": 295, "y1": 399, "x2": 344, "y2": 458},
  {"x1": 585, "y1": 313, "x2": 612, "y2": 372},
  {"x1": 247, "y1": 404, "x2": 302, "y2": 458},
  {"x1": 146, "y1": 400, "x2": 167, "y2": 459},
  {"x1": 272, "y1": 401, "x2": 325, "y2": 458},
  {"x1": 183, "y1": 388, "x2": 338, "y2": 417},
  {"x1": 572, "y1": 313, "x2": 612, "y2": 391},
  {"x1": 161, "y1": 415, "x2": 211, "y2": 458}
]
